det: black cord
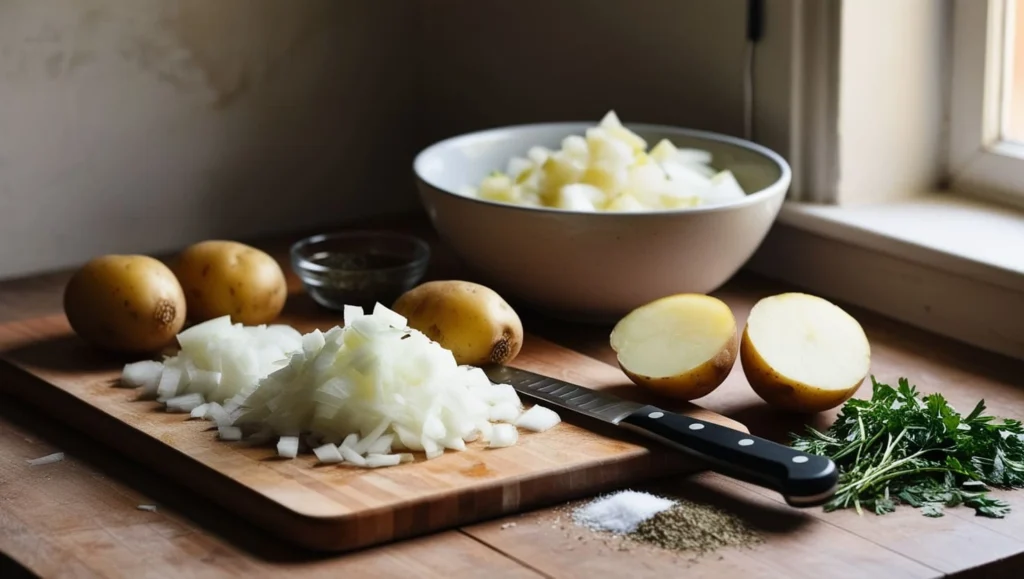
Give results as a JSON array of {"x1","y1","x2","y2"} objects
[
  {"x1": 747, "y1": 0, "x2": 765, "y2": 42},
  {"x1": 744, "y1": 0, "x2": 765, "y2": 141}
]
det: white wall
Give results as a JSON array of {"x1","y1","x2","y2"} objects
[
  {"x1": 0, "y1": 0, "x2": 421, "y2": 279},
  {"x1": 0, "y1": 0, "x2": 750, "y2": 280}
]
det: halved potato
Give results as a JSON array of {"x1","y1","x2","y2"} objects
[
  {"x1": 740, "y1": 292, "x2": 871, "y2": 413},
  {"x1": 610, "y1": 294, "x2": 738, "y2": 400}
]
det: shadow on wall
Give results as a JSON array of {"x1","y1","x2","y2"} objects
[
  {"x1": 0, "y1": 0, "x2": 423, "y2": 279},
  {"x1": 0, "y1": 0, "x2": 750, "y2": 280},
  {"x1": 418, "y1": 0, "x2": 749, "y2": 142}
]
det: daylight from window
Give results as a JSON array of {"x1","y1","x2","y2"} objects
[{"x1": 1005, "y1": 0, "x2": 1024, "y2": 141}]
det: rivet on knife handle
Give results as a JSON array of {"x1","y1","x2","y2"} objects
[{"x1": 618, "y1": 405, "x2": 838, "y2": 507}]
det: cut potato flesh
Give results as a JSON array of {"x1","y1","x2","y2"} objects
[
  {"x1": 610, "y1": 294, "x2": 738, "y2": 400},
  {"x1": 741, "y1": 292, "x2": 871, "y2": 413}
]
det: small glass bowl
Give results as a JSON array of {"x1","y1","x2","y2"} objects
[{"x1": 290, "y1": 231, "x2": 431, "y2": 311}]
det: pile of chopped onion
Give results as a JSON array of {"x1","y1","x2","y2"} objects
[
  {"x1": 119, "y1": 304, "x2": 561, "y2": 468},
  {"x1": 229, "y1": 304, "x2": 560, "y2": 465},
  {"x1": 119, "y1": 316, "x2": 303, "y2": 411}
]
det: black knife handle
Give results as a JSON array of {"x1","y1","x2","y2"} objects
[{"x1": 619, "y1": 405, "x2": 837, "y2": 507}]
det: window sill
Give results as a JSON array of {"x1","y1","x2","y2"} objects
[{"x1": 746, "y1": 193, "x2": 1024, "y2": 361}]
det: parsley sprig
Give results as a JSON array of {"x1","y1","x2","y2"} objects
[{"x1": 791, "y1": 377, "x2": 1024, "y2": 518}]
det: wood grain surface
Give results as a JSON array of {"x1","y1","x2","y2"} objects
[
  {"x1": 0, "y1": 297, "x2": 744, "y2": 553},
  {"x1": 2, "y1": 213, "x2": 1024, "y2": 578}
]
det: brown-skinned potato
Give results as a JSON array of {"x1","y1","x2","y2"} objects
[
  {"x1": 392, "y1": 280, "x2": 523, "y2": 366},
  {"x1": 172, "y1": 240, "x2": 287, "y2": 325},
  {"x1": 63, "y1": 255, "x2": 187, "y2": 353}
]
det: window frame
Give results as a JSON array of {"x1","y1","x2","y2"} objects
[
  {"x1": 949, "y1": 0, "x2": 1024, "y2": 209},
  {"x1": 745, "y1": 0, "x2": 1024, "y2": 362}
]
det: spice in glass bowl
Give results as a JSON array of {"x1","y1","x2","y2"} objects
[{"x1": 290, "y1": 231, "x2": 431, "y2": 311}]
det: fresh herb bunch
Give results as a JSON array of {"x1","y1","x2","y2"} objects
[{"x1": 791, "y1": 377, "x2": 1024, "y2": 518}]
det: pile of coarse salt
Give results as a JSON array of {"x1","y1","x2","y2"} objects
[{"x1": 572, "y1": 490, "x2": 676, "y2": 535}]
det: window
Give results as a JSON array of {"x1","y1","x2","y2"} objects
[
  {"x1": 1010, "y1": 1, "x2": 1024, "y2": 142},
  {"x1": 950, "y1": 0, "x2": 1024, "y2": 208}
]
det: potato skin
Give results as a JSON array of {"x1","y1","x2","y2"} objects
[
  {"x1": 63, "y1": 255, "x2": 186, "y2": 353},
  {"x1": 392, "y1": 280, "x2": 523, "y2": 366},
  {"x1": 740, "y1": 326, "x2": 863, "y2": 413},
  {"x1": 619, "y1": 328, "x2": 737, "y2": 401},
  {"x1": 172, "y1": 240, "x2": 287, "y2": 325}
]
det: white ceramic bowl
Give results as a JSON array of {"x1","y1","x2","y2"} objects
[{"x1": 413, "y1": 122, "x2": 791, "y2": 323}]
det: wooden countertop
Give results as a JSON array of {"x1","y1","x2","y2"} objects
[{"x1": 2, "y1": 214, "x2": 1023, "y2": 578}]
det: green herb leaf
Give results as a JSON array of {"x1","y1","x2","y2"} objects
[{"x1": 791, "y1": 376, "x2": 1024, "y2": 518}]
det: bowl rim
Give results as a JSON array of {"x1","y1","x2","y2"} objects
[
  {"x1": 413, "y1": 121, "x2": 792, "y2": 217},
  {"x1": 289, "y1": 230, "x2": 432, "y2": 276}
]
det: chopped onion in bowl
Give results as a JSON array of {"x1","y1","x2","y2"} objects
[{"x1": 461, "y1": 111, "x2": 748, "y2": 212}]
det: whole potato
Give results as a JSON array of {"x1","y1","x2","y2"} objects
[
  {"x1": 63, "y1": 255, "x2": 187, "y2": 353},
  {"x1": 392, "y1": 280, "x2": 523, "y2": 366},
  {"x1": 172, "y1": 240, "x2": 287, "y2": 325}
]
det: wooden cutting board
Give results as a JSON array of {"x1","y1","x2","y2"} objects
[{"x1": 0, "y1": 304, "x2": 747, "y2": 553}]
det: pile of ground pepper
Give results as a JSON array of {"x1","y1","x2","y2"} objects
[
  {"x1": 569, "y1": 490, "x2": 762, "y2": 556},
  {"x1": 631, "y1": 499, "x2": 763, "y2": 554}
]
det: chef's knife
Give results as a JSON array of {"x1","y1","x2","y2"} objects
[{"x1": 483, "y1": 365, "x2": 837, "y2": 507}]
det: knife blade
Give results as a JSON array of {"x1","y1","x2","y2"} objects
[{"x1": 483, "y1": 365, "x2": 838, "y2": 508}]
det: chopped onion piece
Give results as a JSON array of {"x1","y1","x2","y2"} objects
[
  {"x1": 343, "y1": 305, "x2": 364, "y2": 326},
  {"x1": 354, "y1": 419, "x2": 391, "y2": 454},
  {"x1": 156, "y1": 366, "x2": 182, "y2": 401},
  {"x1": 121, "y1": 360, "x2": 163, "y2": 389},
  {"x1": 471, "y1": 383, "x2": 520, "y2": 406},
  {"x1": 189, "y1": 370, "x2": 222, "y2": 396},
  {"x1": 476, "y1": 421, "x2": 494, "y2": 443},
  {"x1": 340, "y1": 433, "x2": 359, "y2": 450},
  {"x1": 371, "y1": 302, "x2": 407, "y2": 328},
  {"x1": 422, "y1": 437, "x2": 443, "y2": 460},
  {"x1": 313, "y1": 443, "x2": 344, "y2": 464},
  {"x1": 277, "y1": 436, "x2": 299, "y2": 458},
  {"x1": 488, "y1": 403, "x2": 522, "y2": 423},
  {"x1": 365, "y1": 433, "x2": 394, "y2": 455},
  {"x1": 165, "y1": 393, "x2": 206, "y2": 413},
  {"x1": 26, "y1": 452, "x2": 64, "y2": 466},
  {"x1": 514, "y1": 405, "x2": 562, "y2": 432},
  {"x1": 441, "y1": 436, "x2": 466, "y2": 451},
  {"x1": 204, "y1": 402, "x2": 232, "y2": 426},
  {"x1": 398, "y1": 453, "x2": 414, "y2": 464},
  {"x1": 218, "y1": 426, "x2": 243, "y2": 441},
  {"x1": 488, "y1": 424, "x2": 518, "y2": 448},
  {"x1": 366, "y1": 453, "x2": 401, "y2": 468},
  {"x1": 190, "y1": 403, "x2": 210, "y2": 419},
  {"x1": 338, "y1": 444, "x2": 367, "y2": 466}
]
